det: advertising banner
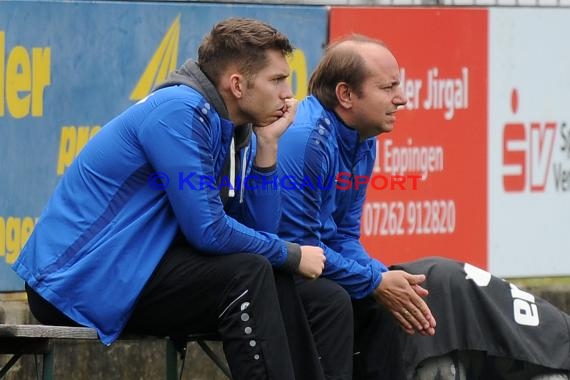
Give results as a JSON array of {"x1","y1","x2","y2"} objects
[
  {"x1": 488, "y1": 9, "x2": 570, "y2": 277},
  {"x1": 330, "y1": 8, "x2": 489, "y2": 269},
  {"x1": 0, "y1": 1, "x2": 328, "y2": 290}
]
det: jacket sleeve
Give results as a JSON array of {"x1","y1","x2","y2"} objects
[
  {"x1": 279, "y1": 125, "x2": 387, "y2": 298},
  {"x1": 139, "y1": 96, "x2": 299, "y2": 270},
  {"x1": 324, "y1": 179, "x2": 388, "y2": 298},
  {"x1": 225, "y1": 135, "x2": 282, "y2": 235}
]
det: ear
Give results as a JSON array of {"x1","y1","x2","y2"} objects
[
  {"x1": 229, "y1": 74, "x2": 244, "y2": 98},
  {"x1": 336, "y1": 82, "x2": 352, "y2": 109}
]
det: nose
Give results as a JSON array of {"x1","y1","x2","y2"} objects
[
  {"x1": 281, "y1": 81, "x2": 293, "y2": 99},
  {"x1": 394, "y1": 85, "x2": 408, "y2": 106}
]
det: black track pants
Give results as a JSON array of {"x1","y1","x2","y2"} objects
[
  {"x1": 28, "y1": 245, "x2": 325, "y2": 380},
  {"x1": 126, "y1": 245, "x2": 324, "y2": 380},
  {"x1": 297, "y1": 277, "x2": 405, "y2": 380}
]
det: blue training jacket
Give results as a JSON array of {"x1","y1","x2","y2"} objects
[
  {"x1": 13, "y1": 61, "x2": 299, "y2": 345},
  {"x1": 278, "y1": 96, "x2": 388, "y2": 299}
]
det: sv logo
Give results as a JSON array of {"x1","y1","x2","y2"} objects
[{"x1": 502, "y1": 89, "x2": 557, "y2": 192}]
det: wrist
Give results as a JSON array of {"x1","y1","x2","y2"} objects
[
  {"x1": 254, "y1": 142, "x2": 278, "y2": 168},
  {"x1": 255, "y1": 136, "x2": 278, "y2": 150},
  {"x1": 282, "y1": 242, "x2": 302, "y2": 273},
  {"x1": 252, "y1": 163, "x2": 277, "y2": 173}
]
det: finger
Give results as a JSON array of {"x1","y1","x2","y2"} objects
[
  {"x1": 417, "y1": 324, "x2": 436, "y2": 336},
  {"x1": 283, "y1": 99, "x2": 296, "y2": 113},
  {"x1": 417, "y1": 326, "x2": 435, "y2": 336},
  {"x1": 411, "y1": 299, "x2": 437, "y2": 329},
  {"x1": 285, "y1": 98, "x2": 297, "y2": 107},
  {"x1": 406, "y1": 273, "x2": 426, "y2": 285},
  {"x1": 407, "y1": 300, "x2": 435, "y2": 330},
  {"x1": 392, "y1": 312, "x2": 414, "y2": 335},
  {"x1": 402, "y1": 306, "x2": 428, "y2": 332},
  {"x1": 412, "y1": 283, "x2": 429, "y2": 297},
  {"x1": 394, "y1": 311, "x2": 414, "y2": 333}
]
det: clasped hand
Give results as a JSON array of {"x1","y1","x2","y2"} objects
[{"x1": 373, "y1": 270, "x2": 437, "y2": 336}]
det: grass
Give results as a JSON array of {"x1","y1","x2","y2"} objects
[{"x1": 507, "y1": 276, "x2": 570, "y2": 289}]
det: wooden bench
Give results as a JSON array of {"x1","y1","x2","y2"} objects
[{"x1": 0, "y1": 324, "x2": 231, "y2": 379}]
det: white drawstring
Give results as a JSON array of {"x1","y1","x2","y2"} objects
[
  {"x1": 239, "y1": 145, "x2": 249, "y2": 204},
  {"x1": 229, "y1": 138, "x2": 236, "y2": 198}
]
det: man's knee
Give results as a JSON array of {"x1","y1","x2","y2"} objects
[
  {"x1": 301, "y1": 278, "x2": 352, "y2": 312},
  {"x1": 322, "y1": 279, "x2": 352, "y2": 310},
  {"x1": 226, "y1": 253, "x2": 274, "y2": 285},
  {"x1": 324, "y1": 281, "x2": 353, "y2": 325}
]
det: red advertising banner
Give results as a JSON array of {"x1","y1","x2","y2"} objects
[{"x1": 330, "y1": 8, "x2": 488, "y2": 268}]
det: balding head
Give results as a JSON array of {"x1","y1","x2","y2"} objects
[{"x1": 309, "y1": 35, "x2": 393, "y2": 109}]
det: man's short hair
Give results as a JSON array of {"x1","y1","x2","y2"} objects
[{"x1": 198, "y1": 17, "x2": 294, "y2": 86}]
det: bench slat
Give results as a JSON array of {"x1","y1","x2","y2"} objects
[
  {"x1": 0, "y1": 324, "x2": 230, "y2": 379},
  {"x1": 0, "y1": 324, "x2": 221, "y2": 341},
  {"x1": 0, "y1": 324, "x2": 98, "y2": 340}
]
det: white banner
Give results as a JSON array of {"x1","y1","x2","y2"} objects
[{"x1": 489, "y1": 9, "x2": 570, "y2": 277}]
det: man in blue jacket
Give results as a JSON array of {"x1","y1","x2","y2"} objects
[
  {"x1": 278, "y1": 35, "x2": 434, "y2": 380},
  {"x1": 13, "y1": 17, "x2": 326, "y2": 380},
  {"x1": 278, "y1": 35, "x2": 570, "y2": 379}
]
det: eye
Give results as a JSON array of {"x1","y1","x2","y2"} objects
[{"x1": 381, "y1": 83, "x2": 400, "y2": 92}]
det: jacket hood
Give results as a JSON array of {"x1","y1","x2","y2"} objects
[
  {"x1": 154, "y1": 59, "x2": 253, "y2": 203},
  {"x1": 153, "y1": 59, "x2": 251, "y2": 150}
]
